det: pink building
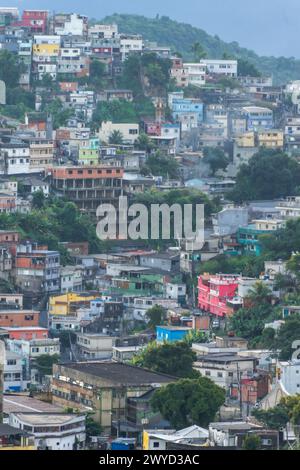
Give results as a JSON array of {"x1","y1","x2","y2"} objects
[{"x1": 198, "y1": 274, "x2": 239, "y2": 318}]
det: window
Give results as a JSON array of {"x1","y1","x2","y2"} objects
[{"x1": 153, "y1": 442, "x2": 160, "y2": 448}]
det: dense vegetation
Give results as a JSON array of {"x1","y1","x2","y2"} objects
[
  {"x1": 0, "y1": 50, "x2": 35, "y2": 120},
  {"x1": 100, "y1": 14, "x2": 300, "y2": 84},
  {"x1": 0, "y1": 194, "x2": 107, "y2": 264},
  {"x1": 151, "y1": 376, "x2": 225, "y2": 429},
  {"x1": 132, "y1": 341, "x2": 198, "y2": 378},
  {"x1": 228, "y1": 149, "x2": 300, "y2": 203}
]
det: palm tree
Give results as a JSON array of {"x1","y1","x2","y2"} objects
[
  {"x1": 109, "y1": 130, "x2": 124, "y2": 145},
  {"x1": 191, "y1": 42, "x2": 207, "y2": 61},
  {"x1": 247, "y1": 281, "x2": 272, "y2": 305}
]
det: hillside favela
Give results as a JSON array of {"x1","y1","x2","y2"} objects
[{"x1": 1, "y1": 2, "x2": 300, "y2": 456}]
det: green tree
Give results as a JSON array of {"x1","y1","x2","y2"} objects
[
  {"x1": 203, "y1": 147, "x2": 229, "y2": 176},
  {"x1": 242, "y1": 434, "x2": 262, "y2": 450},
  {"x1": 86, "y1": 415, "x2": 103, "y2": 438},
  {"x1": 151, "y1": 377, "x2": 225, "y2": 429},
  {"x1": 0, "y1": 50, "x2": 23, "y2": 88},
  {"x1": 228, "y1": 149, "x2": 300, "y2": 203},
  {"x1": 32, "y1": 190, "x2": 46, "y2": 210},
  {"x1": 89, "y1": 60, "x2": 106, "y2": 88},
  {"x1": 191, "y1": 42, "x2": 207, "y2": 61},
  {"x1": 252, "y1": 406, "x2": 289, "y2": 430},
  {"x1": 238, "y1": 59, "x2": 261, "y2": 77},
  {"x1": 247, "y1": 282, "x2": 273, "y2": 306},
  {"x1": 141, "y1": 152, "x2": 179, "y2": 178},
  {"x1": 229, "y1": 304, "x2": 274, "y2": 344},
  {"x1": 109, "y1": 130, "x2": 124, "y2": 145},
  {"x1": 35, "y1": 354, "x2": 60, "y2": 377},
  {"x1": 132, "y1": 341, "x2": 197, "y2": 378},
  {"x1": 146, "y1": 305, "x2": 167, "y2": 329}
]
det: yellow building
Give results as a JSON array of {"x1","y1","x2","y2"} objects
[
  {"x1": 236, "y1": 131, "x2": 255, "y2": 148},
  {"x1": 257, "y1": 130, "x2": 284, "y2": 149},
  {"x1": 33, "y1": 44, "x2": 60, "y2": 57},
  {"x1": 49, "y1": 293, "x2": 98, "y2": 316}
]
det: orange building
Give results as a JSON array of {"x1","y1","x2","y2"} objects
[
  {"x1": 0, "y1": 311, "x2": 39, "y2": 328},
  {"x1": 50, "y1": 166, "x2": 124, "y2": 215},
  {"x1": 1, "y1": 327, "x2": 48, "y2": 341}
]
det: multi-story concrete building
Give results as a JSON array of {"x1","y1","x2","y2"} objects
[
  {"x1": 88, "y1": 24, "x2": 118, "y2": 40},
  {"x1": 257, "y1": 130, "x2": 284, "y2": 149},
  {"x1": 9, "y1": 412, "x2": 86, "y2": 450},
  {"x1": 99, "y1": 121, "x2": 139, "y2": 145},
  {"x1": 276, "y1": 196, "x2": 300, "y2": 219},
  {"x1": 18, "y1": 10, "x2": 49, "y2": 34},
  {"x1": 52, "y1": 362, "x2": 175, "y2": 433},
  {"x1": 198, "y1": 274, "x2": 240, "y2": 318},
  {"x1": 201, "y1": 59, "x2": 238, "y2": 78},
  {"x1": 0, "y1": 141, "x2": 30, "y2": 176},
  {"x1": 194, "y1": 353, "x2": 257, "y2": 389},
  {"x1": 0, "y1": 310, "x2": 39, "y2": 328},
  {"x1": 50, "y1": 166, "x2": 123, "y2": 215},
  {"x1": 15, "y1": 243, "x2": 60, "y2": 296},
  {"x1": 242, "y1": 106, "x2": 274, "y2": 131},
  {"x1": 119, "y1": 34, "x2": 143, "y2": 61},
  {"x1": 3, "y1": 350, "x2": 28, "y2": 392},
  {"x1": 76, "y1": 333, "x2": 116, "y2": 360},
  {"x1": 53, "y1": 13, "x2": 88, "y2": 37}
]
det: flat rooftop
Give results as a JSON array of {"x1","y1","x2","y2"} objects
[
  {"x1": 4, "y1": 395, "x2": 64, "y2": 414},
  {"x1": 11, "y1": 413, "x2": 84, "y2": 426},
  {"x1": 60, "y1": 361, "x2": 176, "y2": 385}
]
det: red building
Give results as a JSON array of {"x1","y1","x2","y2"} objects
[
  {"x1": 198, "y1": 274, "x2": 239, "y2": 318},
  {"x1": 18, "y1": 10, "x2": 48, "y2": 34},
  {"x1": 1, "y1": 327, "x2": 48, "y2": 340}
]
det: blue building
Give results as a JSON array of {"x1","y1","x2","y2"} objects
[
  {"x1": 156, "y1": 326, "x2": 191, "y2": 343},
  {"x1": 242, "y1": 106, "x2": 273, "y2": 131},
  {"x1": 172, "y1": 99, "x2": 204, "y2": 124},
  {"x1": 237, "y1": 219, "x2": 284, "y2": 256}
]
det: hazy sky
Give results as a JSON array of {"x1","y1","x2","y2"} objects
[{"x1": 6, "y1": 0, "x2": 300, "y2": 58}]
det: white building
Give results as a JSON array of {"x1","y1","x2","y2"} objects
[
  {"x1": 193, "y1": 354, "x2": 257, "y2": 389},
  {"x1": 165, "y1": 283, "x2": 187, "y2": 304},
  {"x1": 276, "y1": 196, "x2": 300, "y2": 219},
  {"x1": 183, "y1": 63, "x2": 206, "y2": 87},
  {"x1": 133, "y1": 297, "x2": 178, "y2": 322},
  {"x1": 33, "y1": 35, "x2": 61, "y2": 46},
  {"x1": 201, "y1": 59, "x2": 238, "y2": 78},
  {"x1": 88, "y1": 24, "x2": 118, "y2": 39},
  {"x1": 112, "y1": 346, "x2": 143, "y2": 363},
  {"x1": 7, "y1": 338, "x2": 60, "y2": 360},
  {"x1": 9, "y1": 413, "x2": 86, "y2": 450},
  {"x1": 120, "y1": 35, "x2": 143, "y2": 61},
  {"x1": 76, "y1": 333, "x2": 115, "y2": 360},
  {"x1": 99, "y1": 121, "x2": 139, "y2": 144},
  {"x1": 60, "y1": 267, "x2": 83, "y2": 293},
  {"x1": 37, "y1": 63, "x2": 57, "y2": 80},
  {"x1": 54, "y1": 13, "x2": 88, "y2": 36},
  {"x1": 3, "y1": 350, "x2": 28, "y2": 393},
  {"x1": 0, "y1": 143, "x2": 30, "y2": 175},
  {"x1": 279, "y1": 360, "x2": 300, "y2": 395},
  {"x1": 144, "y1": 425, "x2": 209, "y2": 450}
]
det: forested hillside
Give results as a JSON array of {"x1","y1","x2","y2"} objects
[{"x1": 99, "y1": 14, "x2": 300, "y2": 84}]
